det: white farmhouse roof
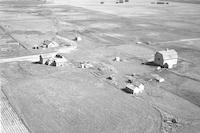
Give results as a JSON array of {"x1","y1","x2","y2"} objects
[
  {"x1": 156, "y1": 49, "x2": 178, "y2": 60},
  {"x1": 126, "y1": 80, "x2": 144, "y2": 94},
  {"x1": 42, "y1": 40, "x2": 59, "y2": 48},
  {"x1": 54, "y1": 57, "x2": 67, "y2": 63}
]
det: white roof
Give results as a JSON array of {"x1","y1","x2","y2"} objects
[
  {"x1": 151, "y1": 74, "x2": 165, "y2": 82},
  {"x1": 54, "y1": 58, "x2": 67, "y2": 63},
  {"x1": 49, "y1": 41, "x2": 59, "y2": 46},
  {"x1": 126, "y1": 81, "x2": 144, "y2": 89},
  {"x1": 156, "y1": 49, "x2": 178, "y2": 60}
]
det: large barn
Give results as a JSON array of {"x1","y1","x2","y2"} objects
[{"x1": 154, "y1": 49, "x2": 178, "y2": 68}]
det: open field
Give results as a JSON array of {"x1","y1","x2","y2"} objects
[
  {"x1": 0, "y1": 0, "x2": 200, "y2": 133},
  {"x1": 169, "y1": 0, "x2": 200, "y2": 4},
  {"x1": 1, "y1": 90, "x2": 30, "y2": 133}
]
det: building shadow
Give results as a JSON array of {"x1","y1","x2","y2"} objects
[
  {"x1": 142, "y1": 61, "x2": 159, "y2": 66},
  {"x1": 32, "y1": 61, "x2": 41, "y2": 64},
  {"x1": 121, "y1": 87, "x2": 133, "y2": 94}
]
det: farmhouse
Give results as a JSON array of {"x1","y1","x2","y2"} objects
[
  {"x1": 154, "y1": 49, "x2": 178, "y2": 68},
  {"x1": 39, "y1": 54, "x2": 67, "y2": 67},
  {"x1": 126, "y1": 81, "x2": 144, "y2": 95},
  {"x1": 42, "y1": 40, "x2": 59, "y2": 48}
]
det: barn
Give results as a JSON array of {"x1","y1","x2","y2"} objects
[{"x1": 154, "y1": 49, "x2": 178, "y2": 68}]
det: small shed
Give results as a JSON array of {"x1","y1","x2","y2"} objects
[
  {"x1": 151, "y1": 74, "x2": 165, "y2": 82},
  {"x1": 154, "y1": 49, "x2": 178, "y2": 68},
  {"x1": 80, "y1": 62, "x2": 93, "y2": 69},
  {"x1": 126, "y1": 81, "x2": 144, "y2": 95},
  {"x1": 73, "y1": 36, "x2": 82, "y2": 42},
  {"x1": 113, "y1": 57, "x2": 121, "y2": 62}
]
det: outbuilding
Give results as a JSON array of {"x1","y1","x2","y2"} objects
[
  {"x1": 154, "y1": 49, "x2": 178, "y2": 68},
  {"x1": 151, "y1": 74, "x2": 165, "y2": 83},
  {"x1": 73, "y1": 36, "x2": 82, "y2": 42},
  {"x1": 80, "y1": 61, "x2": 93, "y2": 69},
  {"x1": 126, "y1": 81, "x2": 144, "y2": 95}
]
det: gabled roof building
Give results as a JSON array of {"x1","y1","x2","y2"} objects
[{"x1": 154, "y1": 49, "x2": 178, "y2": 68}]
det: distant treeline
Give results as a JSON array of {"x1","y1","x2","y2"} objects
[{"x1": 167, "y1": 0, "x2": 200, "y2": 4}]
